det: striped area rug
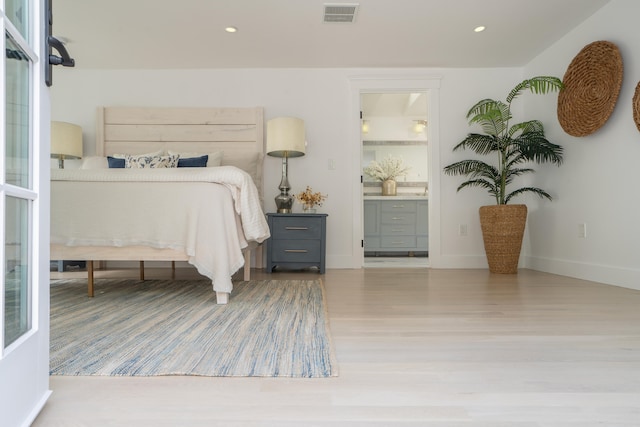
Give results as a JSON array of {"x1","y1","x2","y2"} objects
[{"x1": 49, "y1": 278, "x2": 338, "y2": 377}]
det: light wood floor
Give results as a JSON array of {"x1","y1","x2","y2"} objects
[{"x1": 35, "y1": 267, "x2": 640, "y2": 426}]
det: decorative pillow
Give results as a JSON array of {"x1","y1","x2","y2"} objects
[
  {"x1": 177, "y1": 155, "x2": 208, "y2": 168},
  {"x1": 81, "y1": 156, "x2": 109, "y2": 169},
  {"x1": 107, "y1": 156, "x2": 126, "y2": 168},
  {"x1": 168, "y1": 150, "x2": 223, "y2": 167},
  {"x1": 112, "y1": 150, "x2": 163, "y2": 159},
  {"x1": 125, "y1": 154, "x2": 179, "y2": 169}
]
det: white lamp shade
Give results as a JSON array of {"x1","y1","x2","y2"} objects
[
  {"x1": 266, "y1": 117, "x2": 306, "y2": 158},
  {"x1": 51, "y1": 121, "x2": 83, "y2": 159}
]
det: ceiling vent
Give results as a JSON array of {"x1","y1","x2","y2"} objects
[{"x1": 323, "y1": 3, "x2": 359, "y2": 23}]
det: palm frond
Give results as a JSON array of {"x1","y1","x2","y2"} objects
[
  {"x1": 504, "y1": 167, "x2": 535, "y2": 183},
  {"x1": 508, "y1": 120, "x2": 544, "y2": 138},
  {"x1": 512, "y1": 132, "x2": 564, "y2": 165},
  {"x1": 457, "y1": 179, "x2": 500, "y2": 203},
  {"x1": 467, "y1": 100, "x2": 510, "y2": 137},
  {"x1": 443, "y1": 159, "x2": 498, "y2": 179},
  {"x1": 505, "y1": 187, "x2": 552, "y2": 203},
  {"x1": 506, "y1": 76, "x2": 564, "y2": 104},
  {"x1": 453, "y1": 133, "x2": 499, "y2": 155}
]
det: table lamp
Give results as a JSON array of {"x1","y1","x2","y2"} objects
[
  {"x1": 51, "y1": 121, "x2": 83, "y2": 168},
  {"x1": 266, "y1": 117, "x2": 306, "y2": 213}
]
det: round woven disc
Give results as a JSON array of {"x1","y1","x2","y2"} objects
[
  {"x1": 633, "y1": 81, "x2": 640, "y2": 133},
  {"x1": 557, "y1": 41, "x2": 623, "y2": 137}
]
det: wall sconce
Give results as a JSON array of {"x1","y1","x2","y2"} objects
[
  {"x1": 266, "y1": 117, "x2": 306, "y2": 213},
  {"x1": 51, "y1": 121, "x2": 83, "y2": 168},
  {"x1": 413, "y1": 120, "x2": 427, "y2": 134},
  {"x1": 361, "y1": 120, "x2": 369, "y2": 134}
]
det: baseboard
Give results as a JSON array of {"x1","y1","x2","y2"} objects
[{"x1": 523, "y1": 255, "x2": 640, "y2": 291}]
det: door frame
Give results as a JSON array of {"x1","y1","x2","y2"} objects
[
  {"x1": 0, "y1": 2, "x2": 52, "y2": 426},
  {"x1": 348, "y1": 75, "x2": 441, "y2": 268}
]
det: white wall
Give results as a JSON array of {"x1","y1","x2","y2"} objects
[
  {"x1": 522, "y1": 0, "x2": 640, "y2": 290},
  {"x1": 52, "y1": 66, "x2": 525, "y2": 270}
]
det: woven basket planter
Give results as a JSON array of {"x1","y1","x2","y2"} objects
[{"x1": 479, "y1": 204, "x2": 527, "y2": 274}]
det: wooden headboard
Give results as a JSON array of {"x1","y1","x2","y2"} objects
[{"x1": 95, "y1": 106, "x2": 265, "y2": 197}]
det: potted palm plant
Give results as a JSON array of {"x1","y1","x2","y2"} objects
[{"x1": 444, "y1": 76, "x2": 564, "y2": 273}]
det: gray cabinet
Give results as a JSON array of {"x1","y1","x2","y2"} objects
[
  {"x1": 364, "y1": 199, "x2": 428, "y2": 253},
  {"x1": 266, "y1": 213, "x2": 328, "y2": 273}
]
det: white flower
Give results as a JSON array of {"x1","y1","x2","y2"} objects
[{"x1": 363, "y1": 155, "x2": 411, "y2": 181}]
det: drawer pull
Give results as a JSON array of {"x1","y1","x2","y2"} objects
[
  {"x1": 285, "y1": 249, "x2": 308, "y2": 253},
  {"x1": 392, "y1": 205, "x2": 405, "y2": 208},
  {"x1": 391, "y1": 241, "x2": 405, "y2": 245},
  {"x1": 391, "y1": 217, "x2": 404, "y2": 220},
  {"x1": 391, "y1": 228, "x2": 404, "y2": 232},
  {"x1": 285, "y1": 226, "x2": 309, "y2": 230}
]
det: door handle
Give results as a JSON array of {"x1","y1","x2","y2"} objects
[
  {"x1": 48, "y1": 36, "x2": 75, "y2": 67},
  {"x1": 45, "y1": 0, "x2": 75, "y2": 86}
]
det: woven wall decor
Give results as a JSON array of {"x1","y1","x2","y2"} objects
[
  {"x1": 633, "y1": 81, "x2": 640, "y2": 133},
  {"x1": 557, "y1": 40, "x2": 623, "y2": 137}
]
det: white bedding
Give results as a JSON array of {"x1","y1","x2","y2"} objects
[{"x1": 51, "y1": 166, "x2": 270, "y2": 294}]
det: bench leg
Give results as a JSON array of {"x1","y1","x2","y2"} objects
[{"x1": 87, "y1": 260, "x2": 94, "y2": 297}]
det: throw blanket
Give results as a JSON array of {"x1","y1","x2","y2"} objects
[{"x1": 51, "y1": 166, "x2": 270, "y2": 294}]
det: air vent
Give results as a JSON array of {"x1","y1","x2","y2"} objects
[{"x1": 323, "y1": 3, "x2": 359, "y2": 23}]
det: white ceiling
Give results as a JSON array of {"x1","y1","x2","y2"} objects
[{"x1": 53, "y1": 0, "x2": 610, "y2": 70}]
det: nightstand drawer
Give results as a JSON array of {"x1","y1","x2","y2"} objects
[
  {"x1": 271, "y1": 239, "x2": 321, "y2": 263},
  {"x1": 271, "y1": 217, "x2": 322, "y2": 239}
]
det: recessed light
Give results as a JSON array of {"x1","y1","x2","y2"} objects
[
  {"x1": 474, "y1": 26, "x2": 486, "y2": 33},
  {"x1": 225, "y1": 26, "x2": 238, "y2": 33}
]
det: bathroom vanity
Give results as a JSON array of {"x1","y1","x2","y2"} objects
[{"x1": 364, "y1": 196, "x2": 428, "y2": 254}]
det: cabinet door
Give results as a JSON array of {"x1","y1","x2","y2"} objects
[
  {"x1": 364, "y1": 201, "x2": 380, "y2": 235},
  {"x1": 417, "y1": 201, "x2": 428, "y2": 235},
  {"x1": 363, "y1": 201, "x2": 380, "y2": 250}
]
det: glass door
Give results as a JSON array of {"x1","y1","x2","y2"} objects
[{"x1": 1, "y1": 1, "x2": 52, "y2": 425}]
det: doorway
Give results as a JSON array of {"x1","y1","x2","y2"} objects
[
  {"x1": 348, "y1": 75, "x2": 441, "y2": 270},
  {"x1": 361, "y1": 92, "x2": 428, "y2": 268}
]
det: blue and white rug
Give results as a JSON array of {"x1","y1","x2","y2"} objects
[{"x1": 50, "y1": 278, "x2": 338, "y2": 377}]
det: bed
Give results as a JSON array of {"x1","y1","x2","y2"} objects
[{"x1": 50, "y1": 106, "x2": 270, "y2": 304}]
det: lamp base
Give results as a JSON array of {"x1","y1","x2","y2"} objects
[{"x1": 275, "y1": 193, "x2": 293, "y2": 213}]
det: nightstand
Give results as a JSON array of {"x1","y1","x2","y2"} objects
[{"x1": 266, "y1": 213, "x2": 328, "y2": 273}]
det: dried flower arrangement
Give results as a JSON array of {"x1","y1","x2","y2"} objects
[
  {"x1": 363, "y1": 154, "x2": 411, "y2": 182},
  {"x1": 296, "y1": 186, "x2": 327, "y2": 208}
]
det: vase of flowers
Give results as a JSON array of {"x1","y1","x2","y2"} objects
[
  {"x1": 296, "y1": 186, "x2": 327, "y2": 213},
  {"x1": 363, "y1": 155, "x2": 410, "y2": 196},
  {"x1": 381, "y1": 179, "x2": 397, "y2": 196}
]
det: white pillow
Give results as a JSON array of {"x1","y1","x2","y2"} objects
[
  {"x1": 167, "y1": 150, "x2": 223, "y2": 167},
  {"x1": 80, "y1": 156, "x2": 108, "y2": 169}
]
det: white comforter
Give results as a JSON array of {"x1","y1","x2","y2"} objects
[{"x1": 51, "y1": 166, "x2": 270, "y2": 294}]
